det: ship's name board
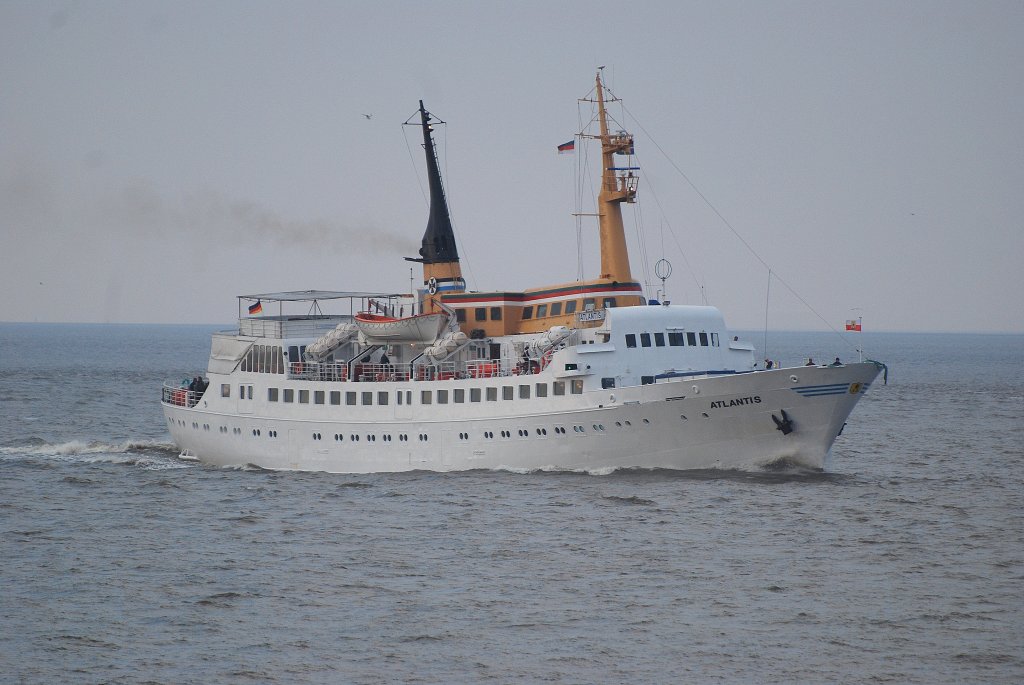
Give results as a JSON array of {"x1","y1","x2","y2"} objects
[
  {"x1": 577, "y1": 310, "x2": 606, "y2": 323},
  {"x1": 709, "y1": 396, "x2": 762, "y2": 409}
]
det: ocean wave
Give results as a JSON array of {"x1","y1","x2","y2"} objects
[{"x1": 0, "y1": 439, "x2": 192, "y2": 469}]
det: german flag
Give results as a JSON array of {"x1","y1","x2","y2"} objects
[{"x1": 248, "y1": 300, "x2": 263, "y2": 315}]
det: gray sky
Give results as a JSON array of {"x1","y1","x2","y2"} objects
[{"x1": 2, "y1": 0, "x2": 1022, "y2": 332}]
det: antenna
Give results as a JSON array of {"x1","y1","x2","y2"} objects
[{"x1": 654, "y1": 258, "x2": 672, "y2": 304}]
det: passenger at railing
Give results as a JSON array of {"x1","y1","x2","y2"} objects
[
  {"x1": 764, "y1": 359, "x2": 774, "y2": 369},
  {"x1": 831, "y1": 357, "x2": 842, "y2": 366},
  {"x1": 805, "y1": 358, "x2": 815, "y2": 366}
]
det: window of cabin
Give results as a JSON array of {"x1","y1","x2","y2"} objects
[
  {"x1": 490, "y1": 307, "x2": 502, "y2": 321},
  {"x1": 420, "y1": 390, "x2": 432, "y2": 405},
  {"x1": 553, "y1": 381, "x2": 566, "y2": 396},
  {"x1": 522, "y1": 306, "x2": 533, "y2": 320},
  {"x1": 283, "y1": 389, "x2": 294, "y2": 403},
  {"x1": 519, "y1": 385, "x2": 530, "y2": 399},
  {"x1": 625, "y1": 334, "x2": 637, "y2": 348},
  {"x1": 699, "y1": 332, "x2": 709, "y2": 346},
  {"x1": 486, "y1": 387, "x2": 498, "y2": 401},
  {"x1": 299, "y1": 389, "x2": 309, "y2": 404},
  {"x1": 502, "y1": 386, "x2": 514, "y2": 400},
  {"x1": 397, "y1": 391, "x2": 404, "y2": 405},
  {"x1": 221, "y1": 384, "x2": 231, "y2": 398},
  {"x1": 537, "y1": 304, "x2": 548, "y2": 318},
  {"x1": 602, "y1": 378, "x2": 616, "y2": 389},
  {"x1": 536, "y1": 383, "x2": 548, "y2": 398},
  {"x1": 456, "y1": 309, "x2": 466, "y2": 323},
  {"x1": 550, "y1": 302, "x2": 563, "y2": 316},
  {"x1": 711, "y1": 333, "x2": 719, "y2": 347},
  {"x1": 346, "y1": 391, "x2": 357, "y2": 406},
  {"x1": 268, "y1": 388, "x2": 279, "y2": 402},
  {"x1": 571, "y1": 379, "x2": 584, "y2": 394},
  {"x1": 437, "y1": 389, "x2": 449, "y2": 404},
  {"x1": 378, "y1": 391, "x2": 389, "y2": 405},
  {"x1": 329, "y1": 390, "x2": 340, "y2": 405},
  {"x1": 475, "y1": 307, "x2": 487, "y2": 322},
  {"x1": 314, "y1": 390, "x2": 324, "y2": 405},
  {"x1": 470, "y1": 388, "x2": 482, "y2": 402},
  {"x1": 687, "y1": 332, "x2": 697, "y2": 346},
  {"x1": 668, "y1": 332, "x2": 684, "y2": 346},
  {"x1": 361, "y1": 391, "x2": 373, "y2": 405},
  {"x1": 453, "y1": 388, "x2": 465, "y2": 403},
  {"x1": 583, "y1": 298, "x2": 595, "y2": 310},
  {"x1": 602, "y1": 297, "x2": 616, "y2": 309},
  {"x1": 654, "y1": 332, "x2": 666, "y2": 347},
  {"x1": 565, "y1": 301, "x2": 577, "y2": 314},
  {"x1": 640, "y1": 333, "x2": 652, "y2": 347}
]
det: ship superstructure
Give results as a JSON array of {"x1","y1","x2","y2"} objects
[{"x1": 161, "y1": 73, "x2": 881, "y2": 473}]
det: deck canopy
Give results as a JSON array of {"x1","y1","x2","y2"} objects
[{"x1": 239, "y1": 290, "x2": 403, "y2": 302}]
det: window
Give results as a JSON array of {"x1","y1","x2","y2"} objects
[
  {"x1": 475, "y1": 307, "x2": 487, "y2": 322},
  {"x1": 553, "y1": 381, "x2": 566, "y2": 396},
  {"x1": 583, "y1": 297, "x2": 595, "y2": 310},
  {"x1": 299, "y1": 389, "x2": 309, "y2": 404},
  {"x1": 378, "y1": 391, "x2": 389, "y2": 406},
  {"x1": 362, "y1": 391, "x2": 373, "y2": 405},
  {"x1": 346, "y1": 391, "x2": 357, "y2": 406},
  {"x1": 221, "y1": 384, "x2": 231, "y2": 398},
  {"x1": 470, "y1": 388, "x2": 482, "y2": 402},
  {"x1": 602, "y1": 297, "x2": 616, "y2": 309},
  {"x1": 268, "y1": 388, "x2": 279, "y2": 402},
  {"x1": 699, "y1": 332, "x2": 709, "y2": 346},
  {"x1": 502, "y1": 386, "x2": 514, "y2": 400},
  {"x1": 329, "y1": 390, "x2": 340, "y2": 405},
  {"x1": 437, "y1": 389, "x2": 449, "y2": 404},
  {"x1": 486, "y1": 387, "x2": 498, "y2": 401},
  {"x1": 711, "y1": 333, "x2": 719, "y2": 347},
  {"x1": 537, "y1": 304, "x2": 548, "y2": 318},
  {"x1": 454, "y1": 388, "x2": 465, "y2": 403},
  {"x1": 571, "y1": 379, "x2": 584, "y2": 394},
  {"x1": 456, "y1": 309, "x2": 467, "y2": 322},
  {"x1": 283, "y1": 389, "x2": 294, "y2": 403},
  {"x1": 565, "y1": 300, "x2": 577, "y2": 314},
  {"x1": 397, "y1": 391, "x2": 404, "y2": 405},
  {"x1": 519, "y1": 384, "x2": 530, "y2": 399},
  {"x1": 625, "y1": 334, "x2": 637, "y2": 348},
  {"x1": 602, "y1": 378, "x2": 616, "y2": 389},
  {"x1": 536, "y1": 383, "x2": 547, "y2": 398},
  {"x1": 522, "y1": 306, "x2": 533, "y2": 320},
  {"x1": 687, "y1": 332, "x2": 697, "y2": 346},
  {"x1": 654, "y1": 332, "x2": 666, "y2": 347},
  {"x1": 642, "y1": 375, "x2": 654, "y2": 385},
  {"x1": 421, "y1": 390, "x2": 432, "y2": 405},
  {"x1": 490, "y1": 307, "x2": 502, "y2": 321},
  {"x1": 550, "y1": 302, "x2": 563, "y2": 316},
  {"x1": 668, "y1": 332, "x2": 684, "y2": 346},
  {"x1": 640, "y1": 333, "x2": 652, "y2": 348},
  {"x1": 314, "y1": 390, "x2": 324, "y2": 405}
]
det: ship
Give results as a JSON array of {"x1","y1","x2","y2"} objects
[{"x1": 161, "y1": 72, "x2": 882, "y2": 473}]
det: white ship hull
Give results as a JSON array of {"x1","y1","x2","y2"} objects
[{"x1": 163, "y1": 363, "x2": 879, "y2": 473}]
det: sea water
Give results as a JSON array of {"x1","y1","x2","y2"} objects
[{"x1": 1, "y1": 323, "x2": 1021, "y2": 684}]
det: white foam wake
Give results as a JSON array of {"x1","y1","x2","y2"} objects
[{"x1": 0, "y1": 439, "x2": 191, "y2": 469}]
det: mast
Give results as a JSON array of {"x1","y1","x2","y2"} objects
[
  {"x1": 594, "y1": 71, "x2": 636, "y2": 282},
  {"x1": 406, "y1": 100, "x2": 465, "y2": 310}
]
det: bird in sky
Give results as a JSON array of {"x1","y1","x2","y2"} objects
[{"x1": 362, "y1": 113, "x2": 373, "y2": 120}]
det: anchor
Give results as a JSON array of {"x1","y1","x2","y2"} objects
[{"x1": 772, "y1": 409, "x2": 794, "y2": 435}]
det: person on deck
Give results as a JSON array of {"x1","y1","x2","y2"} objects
[
  {"x1": 805, "y1": 358, "x2": 815, "y2": 366},
  {"x1": 831, "y1": 357, "x2": 842, "y2": 366}
]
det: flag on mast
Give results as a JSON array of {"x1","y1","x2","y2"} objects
[
  {"x1": 248, "y1": 300, "x2": 263, "y2": 315},
  {"x1": 557, "y1": 140, "x2": 575, "y2": 154},
  {"x1": 845, "y1": 318, "x2": 862, "y2": 332}
]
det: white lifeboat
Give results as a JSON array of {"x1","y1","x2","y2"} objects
[{"x1": 353, "y1": 311, "x2": 449, "y2": 344}]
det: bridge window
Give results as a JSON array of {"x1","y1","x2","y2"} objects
[
  {"x1": 456, "y1": 309, "x2": 466, "y2": 322},
  {"x1": 475, "y1": 307, "x2": 487, "y2": 322},
  {"x1": 699, "y1": 332, "x2": 709, "y2": 346},
  {"x1": 625, "y1": 334, "x2": 637, "y2": 348},
  {"x1": 640, "y1": 333, "x2": 652, "y2": 347},
  {"x1": 583, "y1": 298, "x2": 595, "y2": 310},
  {"x1": 550, "y1": 302, "x2": 563, "y2": 316},
  {"x1": 537, "y1": 304, "x2": 548, "y2": 318},
  {"x1": 602, "y1": 297, "x2": 616, "y2": 308},
  {"x1": 687, "y1": 332, "x2": 697, "y2": 346},
  {"x1": 490, "y1": 307, "x2": 502, "y2": 321},
  {"x1": 522, "y1": 306, "x2": 533, "y2": 320},
  {"x1": 654, "y1": 332, "x2": 666, "y2": 347},
  {"x1": 565, "y1": 301, "x2": 577, "y2": 314},
  {"x1": 668, "y1": 332, "x2": 684, "y2": 346}
]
